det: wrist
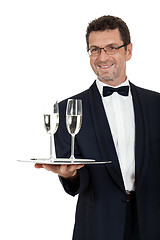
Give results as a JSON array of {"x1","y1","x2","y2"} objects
[{"x1": 63, "y1": 170, "x2": 79, "y2": 183}]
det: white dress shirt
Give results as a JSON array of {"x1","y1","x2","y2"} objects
[{"x1": 96, "y1": 79, "x2": 135, "y2": 191}]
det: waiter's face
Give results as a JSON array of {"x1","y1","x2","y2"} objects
[{"x1": 88, "y1": 28, "x2": 132, "y2": 86}]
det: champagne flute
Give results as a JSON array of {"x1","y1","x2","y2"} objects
[
  {"x1": 44, "y1": 101, "x2": 59, "y2": 161},
  {"x1": 66, "y1": 99, "x2": 82, "y2": 162}
]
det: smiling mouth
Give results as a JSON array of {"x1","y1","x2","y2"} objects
[{"x1": 98, "y1": 64, "x2": 114, "y2": 69}]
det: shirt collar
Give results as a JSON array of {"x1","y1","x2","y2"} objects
[{"x1": 96, "y1": 78, "x2": 130, "y2": 97}]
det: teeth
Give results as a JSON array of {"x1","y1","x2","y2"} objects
[{"x1": 100, "y1": 64, "x2": 113, "y2": 69}]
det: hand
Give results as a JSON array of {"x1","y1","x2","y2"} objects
[{"x1": 34, "y1": 163, "x2": 84, "y2": 179}]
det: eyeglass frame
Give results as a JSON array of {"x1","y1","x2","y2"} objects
[{"x1": 88, "y1": 43, "x2": 128, "y2": 56}]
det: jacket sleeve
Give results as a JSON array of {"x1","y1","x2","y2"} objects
[{"x1": 59, "y1": 166, "x2": 89, "y2": 196}]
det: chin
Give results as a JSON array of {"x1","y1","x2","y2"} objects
[{"x1": 98, "y1": 77, "x2": 113, "y2": 83}]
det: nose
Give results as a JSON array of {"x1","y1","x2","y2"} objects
[{"x1": 98, "y1": 48, "x2": 110, "y2": 61}]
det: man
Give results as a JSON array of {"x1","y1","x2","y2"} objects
[{"x1": 35, "y1": 16, "x2": 160, "y2": 240}]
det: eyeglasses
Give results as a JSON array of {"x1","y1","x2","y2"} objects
[{"x1": 88, "y1": 44, "x2": 128, "y2": 56}]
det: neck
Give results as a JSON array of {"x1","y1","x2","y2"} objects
[{"x1": 98, "y1": 76, "x2": 127, "y2": 87}]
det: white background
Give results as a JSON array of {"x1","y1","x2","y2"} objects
[{"x1": 0, "y1": 0, "x2": 160, "y2": 239}]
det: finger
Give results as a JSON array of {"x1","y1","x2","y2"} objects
[
  {"x1": 75, "y1": 164, "x2": 84, "y2": 170},
  {"x1": 42, "y1": 164, "x2": 69, "y2": 174},
  {"x1": 68, "y1": 164, "x2": 84, "y2": 171},
  {"x1": 42, "y1": 164, "x2": 59, "y2": 172},
  {"x1": 59, "y1": 165, "x2": 68, "y2": 175},
  {"x1": 34, "y1": 163, "x2": 43, "y2": 168}
]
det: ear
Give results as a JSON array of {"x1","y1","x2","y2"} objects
[{"x1": 126, "y1": 43, "x2": 133, "y2": 61}]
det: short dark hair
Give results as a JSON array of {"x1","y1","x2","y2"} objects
[{"x1": 86, "y1": 15, "x2": 131, "y2": 50}]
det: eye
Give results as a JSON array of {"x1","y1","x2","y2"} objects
[
  {"x1": 108, "y1": 45, "x2": 117, "y2": 50},
  {"x1": 91, "y1": 47, "x2": 99, "y2": 53},
  {"x1": 105, "y1": 45, "x2": 118, "y2": 54}
]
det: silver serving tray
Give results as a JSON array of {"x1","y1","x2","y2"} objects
[{"x1": 17, "y1": 158, "x2": 111, "y2": 165}]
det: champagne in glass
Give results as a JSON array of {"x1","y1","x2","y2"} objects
[
  {"x1": 44, "y1": 101, "x2": 59, "y2": 161},
  {"x1": 66, "y1": 99, "x2": 82, "y2": 162},
  {"x1": 44, "y1": 113, "x2": 59, "y2": 135},
  {"x1": 66, "y1": 115, "x2": 82, "y2": 136}
]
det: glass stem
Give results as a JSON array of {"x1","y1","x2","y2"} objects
[
  {"x1": 70, "y1": 134, "x2": 75, "y2": 161},
  {"x1": 50, "y1": 134, "x2": 55, "y2": 160}
]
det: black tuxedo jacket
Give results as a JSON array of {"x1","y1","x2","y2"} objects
[{"x1": 55, "y1": 81, "x2": 160, "y2": 240}]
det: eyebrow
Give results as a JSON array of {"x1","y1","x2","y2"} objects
[{"x1": 89, "y1": 43, "x2": 119, "y2": 49}]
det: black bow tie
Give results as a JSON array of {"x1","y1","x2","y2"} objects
[{"x1": 103, "y1": 86, "x2": 129, "y2": 97}]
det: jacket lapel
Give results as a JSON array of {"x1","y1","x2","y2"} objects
[
  {"x1": 130, "y1": 82, "x2": 149, "y2": 190},
  {"x1": 88, "y1": 82, "x2": 125, "y2": 192}
]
